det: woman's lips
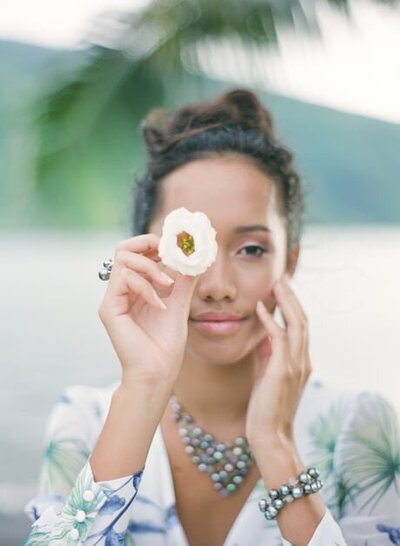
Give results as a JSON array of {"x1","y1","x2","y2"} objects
[{"x1": 189, "y1": 316, "x2": 247, "y2": 335}]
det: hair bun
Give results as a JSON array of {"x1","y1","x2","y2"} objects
[
  {"x1": 141, "y1": 88, "x2": 275, "y2": 157},
  {"x1": 223, "y1": 89, "x2": 275, "y2": 136},
  {"x1": 141, "y1": 107, "x2": 170, "y2": 155}
]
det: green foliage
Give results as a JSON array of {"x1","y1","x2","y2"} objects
[
  {"x1": 335, "y1": 393, "x2": 400, "y2": 514},
  {"x1": 1, "y1": 0, "x2": 400, "y2": 229}
]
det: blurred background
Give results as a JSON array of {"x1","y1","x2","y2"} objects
[{"x1": 1, "y1": 0, "x2": 400, "y2": 543}]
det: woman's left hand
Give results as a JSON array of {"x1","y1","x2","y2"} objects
[{"x1": 245, "y1": 274, "x2": 312, "y2": 451}]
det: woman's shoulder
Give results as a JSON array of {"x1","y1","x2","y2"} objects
[
  {"x1": 296, "y1": 375, "x2": 399, "y2": 455},
  {"x1": 299, "y1": 374, "x2": 394, "y2": 416},
  {"x1": 299, "y1": 376, "x2": 400, "y2": 521},
  {"x1": 44, "y1": 381, "x2": 120, "y2": 442},
  {"x1": 57, "y1": 381, "x2": 118, "y2": 413}
]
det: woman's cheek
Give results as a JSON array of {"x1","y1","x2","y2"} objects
[
  {"x1": 265, "y1": 294, "x2": 277, "y2": 315},
  {"x1": 254, "y1": 278, "x2": 276, "y2": 314}
]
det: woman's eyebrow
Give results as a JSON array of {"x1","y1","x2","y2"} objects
[{"x1": 233, "y1": 225, "x2": 272, "y2": 234}]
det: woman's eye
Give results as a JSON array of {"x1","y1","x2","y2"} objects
[{"x1": 239, "y1": 245, "x2": 268, "y2": 257}]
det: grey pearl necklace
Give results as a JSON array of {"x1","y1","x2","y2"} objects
[{"x1": 170, "y1": 395, "x2": 254, "y2": 496}]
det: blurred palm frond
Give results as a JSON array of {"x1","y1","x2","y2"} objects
[{"x1": 32, "y1": 0, "x2": 399, "y2": 227}]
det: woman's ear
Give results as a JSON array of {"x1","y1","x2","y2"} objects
[{"x1": 286, "y1": 244, "x2": 300, "y2": 278}]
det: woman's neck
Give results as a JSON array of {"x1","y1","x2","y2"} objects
[{"x1": 170, "y1": 350, "x2": 258, "y2": 439}]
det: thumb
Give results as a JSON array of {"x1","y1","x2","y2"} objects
[{"x1": 168, "y1": 273, "x2": 199, "y2": 314}]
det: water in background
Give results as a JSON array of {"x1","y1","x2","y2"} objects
[{"x1": 1, "y1": 225, "x2": 399, "y2": 545}]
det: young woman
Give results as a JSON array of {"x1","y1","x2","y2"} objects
[{"x1": 25, "y1": 89, "x2": 400, "y2": 546}]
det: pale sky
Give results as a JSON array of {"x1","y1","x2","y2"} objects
[{"x1": 1, "y1": 0, "x2": 400, "y2": 123}]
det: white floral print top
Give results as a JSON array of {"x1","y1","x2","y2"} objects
[{"x1": 24, "y1": 377, "x2": 400, "y2": 545}]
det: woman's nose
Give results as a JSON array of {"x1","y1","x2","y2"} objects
[{"x1": 196, "y1": 252, "x2": 237, "y2": 302}]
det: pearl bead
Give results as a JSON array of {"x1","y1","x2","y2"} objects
[
  {"x1": 258, "y1": 498, "x2": 268, "y2": 511},
  {"x1": 224, "y1": 463, "x2": 234, "y2": 472},
  {"x1": 268, "y1": 506, "x2": 278, "y2": 517},
  {"x1": 198, "y1": 463, "x2": 207, "y2": 472},
  {"x1": 292, "y1": 487, "x2": 303, "y2": 498},
  {"x1": 70, "y1": 528, "x2": 79, "y2": 540},
  {"x1": 83, "y1": 490, "x2": 94, "y2": 502},
  {"x1": 226, "y1": 483, "x2": 236, "y2": 493},
  {"x1": 98, "y1": 269, "x2": 110, "y2": 281},
  {"x1": 308, "y1": 467, "x2": 319, "y2": 478},
  {"x1": 311, "y1": 482, "x2": 320, "y2": 492},
  {"x1": 299, "y1": 472, "x2": 310, "y2": 484},
  {"x1": 233, "y1": 475, "x2": 243, "y2": 485},
  {"x1": 75, "y1": 510, "x2": 86, "y2": 523},
  {"x1": 279, "y1": 485, "x2": 290, "y2": 496}
]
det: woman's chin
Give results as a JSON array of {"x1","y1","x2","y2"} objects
[{"x1": 186, "y1": 338, "x2": 260, "y2": 367}]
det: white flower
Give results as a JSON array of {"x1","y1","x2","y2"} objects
[{"x1": 158, "y1": 207, "x2": 218, "y2": 276}]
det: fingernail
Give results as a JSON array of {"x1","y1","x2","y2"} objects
[{"x1": 160, "y1": 271, "x2": 175, "y2": 285}]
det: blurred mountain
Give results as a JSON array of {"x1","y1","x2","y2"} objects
[{"x1": 0, "y1": 39, "x2": 399, "y2": 230}]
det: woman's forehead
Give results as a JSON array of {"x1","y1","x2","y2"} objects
[{"x1": 159, "y1": 156, "x2": 278, "y2": 218}]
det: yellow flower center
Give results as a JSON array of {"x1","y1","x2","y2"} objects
[{"x1": 177, "y1": 231, "x2": 195, "y2": 256}]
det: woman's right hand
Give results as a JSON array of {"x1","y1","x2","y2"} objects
[{"x1": 98, "y1": 234, "x2": 198, "y2": 387}]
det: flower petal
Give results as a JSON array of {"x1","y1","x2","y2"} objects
[{"x1": 158, "y1": 207, "x2": 218, "y2": 276}]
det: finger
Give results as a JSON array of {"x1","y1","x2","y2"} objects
[
  {"x1": 114, "y1": 234, "x2": 162, "y2": 261},
  {"x1": 273, "y1": 280, "x2": 301, "y2": 329},
  {"x1": 256, "y1": 299, "x2": 284, "y2": 337},
  {"x1": 255, "y1": 300, "x2": 291, "y2": 373},
  {"x1": 256, "y1": 300, "x2": 287, "y2": 359},
  {"x1": 166, "y1": 273, "x2": 199, "y2": 316},
  {"x1": 107, "y1": 267, "x2": 167, "y2": 310},
  {"x1": 273, "y1": 280, "x2": 306, "y2": 352},
  {"x1": 280, "y1": 276, "x2": 308, "y2": 324},
  {"x1": 115, "y1": 250, "x2": 175, "y2": 287}
]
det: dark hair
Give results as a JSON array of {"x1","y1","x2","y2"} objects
[{"x1": 133, "y1": 88, "x2": 304, "y2": 251}]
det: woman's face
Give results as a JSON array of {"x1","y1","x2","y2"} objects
[{"x1": 149, "y1": 155, "x2": 299, "y2": 365}]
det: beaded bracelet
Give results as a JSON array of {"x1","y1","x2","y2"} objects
[{"x1": 258, "y1": 467, "x2": 323, "y2": 520}]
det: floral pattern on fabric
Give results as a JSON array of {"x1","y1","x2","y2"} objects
[
  {"x1": 24, "y1": 380, "x2": 400, "y2": 545},
  {"x1": 24, "y1": 459, "x2": 144, "y2": 546}
]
